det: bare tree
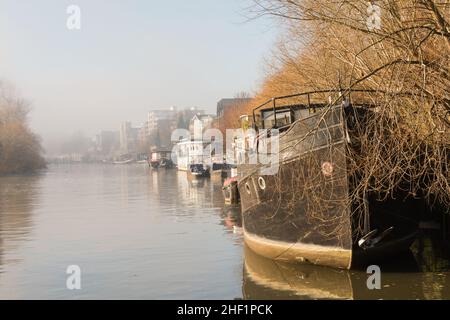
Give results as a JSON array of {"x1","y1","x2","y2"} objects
[
  {"x1": 0, "y1": 81, "x2": 46, "y2": 175},
  {"x1": 248, "y1": 0, "x2": 449, "y2": 224}
]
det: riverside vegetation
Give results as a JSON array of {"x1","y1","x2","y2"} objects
[
  {"x1": 243, "y1": 0, "x2": 449, "y2": 219},
  {"x1": 0, "y1": 82, "x2": 46, "y2": 175}
]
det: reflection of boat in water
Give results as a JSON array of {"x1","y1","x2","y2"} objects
[
  {"x1": 187, "y1": 164, "x2": 210, "y2": 179},
  {"x1": 113, "y1": 159, "x2": 134, "y2": 165},
  {"x1": 221, "y1": 205, "x2": 242, "y2": 231},
  {"x1": 238, "y1": 91, "x2": 419, "y2": 269},
  {"x1": 243, "y1": 244, "x2": 353, "y2": 300},
  {"x1": 242, "y1": 243, "x2": 450, "y2": 300},
  {"x1": 188, "y1": 176, "x2": 206, "y2": 188},
  {"x1": 211, "y1": 163, "x2": 232, "y2": 181}
]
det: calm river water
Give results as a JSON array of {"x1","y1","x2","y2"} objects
[{"x1": 0, "y1": 164, "x2": 449, "y2": 299}]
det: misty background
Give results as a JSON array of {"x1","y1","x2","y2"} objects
[{"x1": 0, "y1": 0, "x2": 278, "y2": 155}]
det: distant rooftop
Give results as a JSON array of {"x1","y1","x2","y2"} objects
[{"x1": 216, "y1": 98, "x2": 253, "y2": 116}]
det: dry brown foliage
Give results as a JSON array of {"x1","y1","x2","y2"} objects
[
  {"x1": 247, "y1": 0, "x2": 449, "y2": 222},
  {"x1": 0, "y1": 82, "x2": 46, "y2": 175}
]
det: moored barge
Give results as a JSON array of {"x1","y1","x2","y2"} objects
[{"x1": 237, "y1": 90, "x2": 419, "y2": 269}]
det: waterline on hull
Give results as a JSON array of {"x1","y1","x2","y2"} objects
[{"x1": 244, "y1": 228, "x2": 352, "y2": 269}]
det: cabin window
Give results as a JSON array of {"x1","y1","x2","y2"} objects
[{"x1": 262, "y1": 109, "x2": 292, "y2": 128}]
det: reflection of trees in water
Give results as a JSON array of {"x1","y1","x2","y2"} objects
[
  {"x1": 411, "y1": 234, "x2": 450, "y2": 272},
  {"x1": 0, "y1": 174, "x2": 41, "y2": 272},
  {"x1": 243, "y1": 235, "x2": 450, "y2": 300},
  {"x1": 410, "y1": 234, "x2": 450, "y2": 300}
]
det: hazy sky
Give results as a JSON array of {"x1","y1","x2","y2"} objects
[{"x1": 0, "y1": 0, "x2": 278, "y2": 146}]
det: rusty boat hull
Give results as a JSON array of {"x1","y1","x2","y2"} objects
[{"x1": 238, "y1": 104, "x2": 418, "y2": 269}]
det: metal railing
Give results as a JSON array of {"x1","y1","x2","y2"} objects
[{"x1": 251, "y1": 88, "x2": 380, "y2": 130}]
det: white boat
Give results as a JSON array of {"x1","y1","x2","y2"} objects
[{"x1": 174, "y1": 139, "x2": 209, "y2": 171}]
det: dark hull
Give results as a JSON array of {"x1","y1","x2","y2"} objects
[
  {"x1": 150, "y1": 161, "x2": 160, "y2": 169},
  {"x1": 160, "y1": 159, "x2": 174, "y2": 169},
  {"x1": 238, "y1": 105, "x2": 418, "y2": 269},
  {"x1": 223, "y1": 178, "x2": 240, "y2": 204},
  {"x1": 150, "y1": 159, "x2": 174, "y2": 169},
  {"x1": 187, "y1": 167, "x2": 210, "y2": 179}
]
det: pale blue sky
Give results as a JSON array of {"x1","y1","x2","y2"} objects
[{"x1": 0, "y1": 0, "x2": 278, "y2": 144}]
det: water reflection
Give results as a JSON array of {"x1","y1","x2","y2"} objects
[
  {"x1": 0, "y1": 164, "x2": 449, "y2": 299},
  {"x1": 0, "y1": 165, "x2": 244, "y2": 299},
  {"x1": 242, "y1": 236, "x2": 450, "y2": 300},
  {"x1": 145, "y1": 169, "x2": 226, "y2": 211},
  {"x1": 221, "y1": 205, "x2": 242, "y2": 231},
  {"x1": 0, "y1": 174, "x2": 42, "y2": 274}
]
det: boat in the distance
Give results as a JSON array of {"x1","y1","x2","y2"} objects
[
  {"x1": 149, "y1": 149, "x2": 174, "y2": 169},
  {"x1": 175, "y1": 139, "x2": 213, "y2": 179},
  {"x1": 237, "y1": 90, "x2": 419, "y2": 269}
]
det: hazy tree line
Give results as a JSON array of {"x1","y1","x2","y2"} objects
[
  {"x1": 0, "y1": 82, "x2": 46, "y2": 175},
  {"x1": 244, "y1": 0, "x2": 449, "y2": 213}
]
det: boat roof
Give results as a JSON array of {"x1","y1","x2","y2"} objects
[{"x1": 251, "y1": 88, "x2": 379, "y2": 118}]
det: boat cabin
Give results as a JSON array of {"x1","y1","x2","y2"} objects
[
  {"x1": 258, "y1": 103, "x2": 326, "y2": 130},
  {"x1": 149, "y1": 149, "x2": 173, "y2": 169},
  {"x1": 249, "y1": 90, "x2": 356, "y2": 132},
  {"x1": 150, "y1": 150, "x2": 171, "y2": 162},
  {"x1": 175, "y1": 139, "x2": 210, "y2": 171}
]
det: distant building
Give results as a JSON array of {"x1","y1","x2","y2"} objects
[
  {"x1": 96, "y1": 131, "x2": 119, "y2": 155},
  {"x1": 119, "y1": 122, "x2": 139, "y2": 155},
  {"x1": 146, "y1": 107, "x2": 207, "y2": 148},
  {"x1": 189, "y1": 114, "x2": 215, "y2": 139},
  {"x1": 216, "y1": 98, "x2": 252, "y2": 121},
  {"x1": 216, "y1": 98, "x2": 252, "y2": 149},
  {"x1": 176, "y1": 107, "x2": 205, "y2": 129},
  {"x1": 138, "y1": 121, "x2": 149, "y2": 146},
  {"x1": 147, "y1": 108, "x2": 178, "y2": 132}
]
